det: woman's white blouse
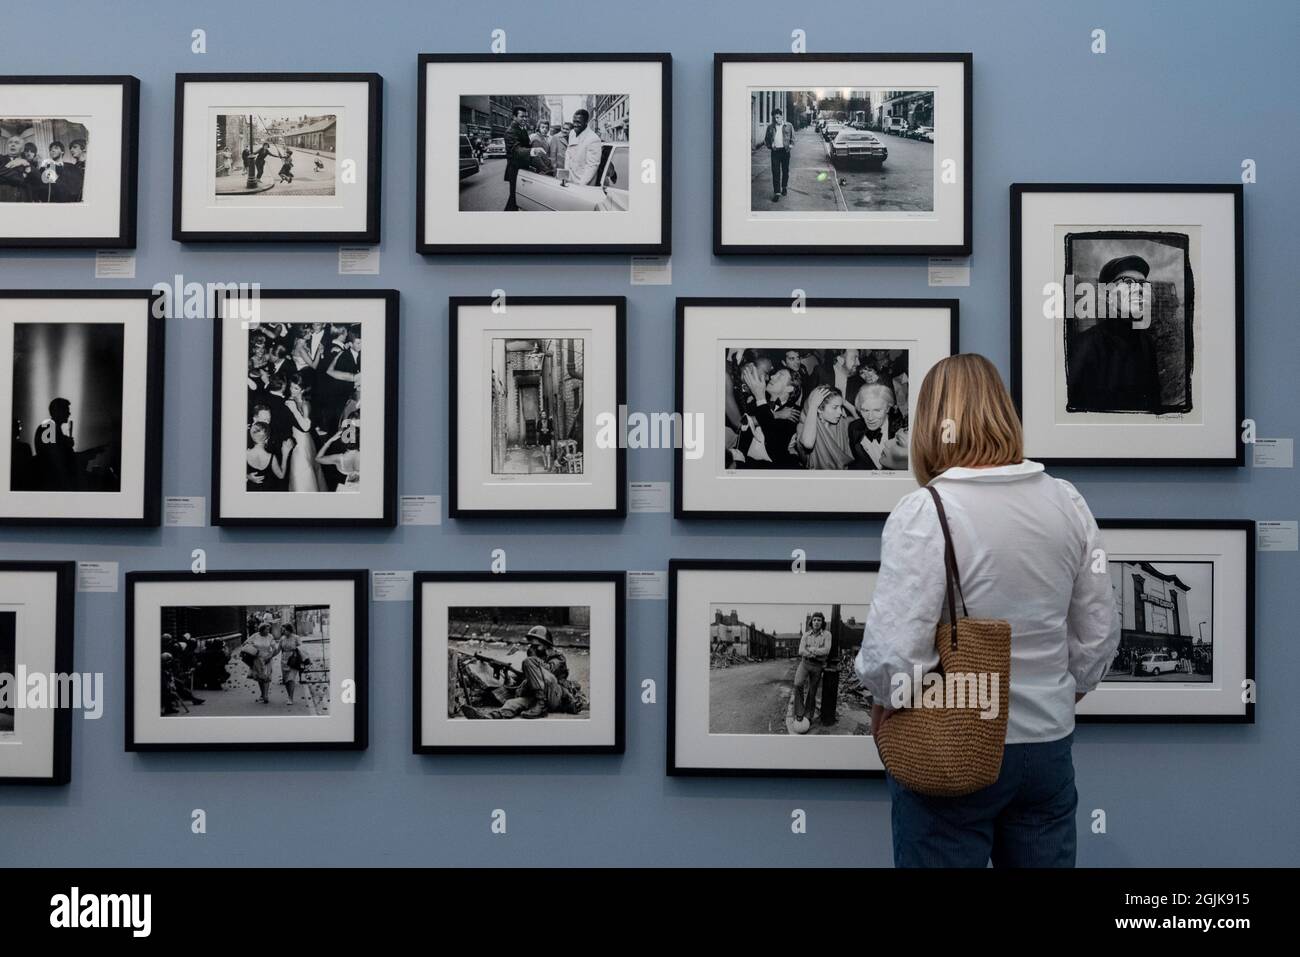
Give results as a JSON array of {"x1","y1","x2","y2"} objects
[{"x1": 853, "y1": 461, "x2": 1121, "y2": 744}]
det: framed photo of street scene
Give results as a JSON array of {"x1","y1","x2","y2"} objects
[
  {"x1": 0, "y1": 290, "x2": 164, "y2": 526},
  {"x1": 1078, "y1": 520, "x2": 1254, "y2": 723},
  {"x1": 211, "y1": 289, "x2": 399, "y2": 527},
  {"x1": 675, "y1": 297, "x2": 956, "y2": 520},
  {"x1": 713, "y1": 53, "x2": 971, "y2": 256},
  {"x1": 449, "y1": 296, "x2": 626, "y2": 519},
  {"x1": 172, "y1": 72, "x2": 382, "y2": 243},
  {"x1": 0, "y1": 75, "x2": 139, "y2": 248},
  {"x1": 416, "y1": 53, "x2": 671, "y2": 254},
  {"x1": 0, "y1": 561, "x2": 75, "y2": 785},
  {"x1": 1010, "y1": 184, "x2": 1245, "y2": 467},
  {"x1": 414, "y1": 571, "x2": 625, "y2": 755},
  {"x1": 668, "y1": 560, "x2": 883, "y2": 777},
  {"x1": 125, "y1": 570, "x2": 368, "y2": 751}
]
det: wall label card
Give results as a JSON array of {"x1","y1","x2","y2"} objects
[
  {"x1": 628, "y1": 570, "x2": 667, "y2": 600},
  {"x1": 339, "y1": 246, "x2": 380, "y2": 275},
  {"x1": 927, "y1": 256, "x2": 970, "y2": 286},
  {"x1": 77, "y1": 561, "x2": 119, "y2": 592},
  {"x1": 1253, "y1": 438, "x2": 1293, "y2": 468},
  {"x1": 1257, "y1": 521, "x2": 1298, "y2": 552},
  {"x1": 372, "y1": 570, "x2": 414, "y2": 602},
  {"x1": 94, "y1": 249, "x2": 136, "y2": 279},
  {"x1": 164, "y1": 496, "x2": 206, "y2": 527},
  {"x1": 630, "y1": 256, "x2": 672, "y2": 285},
  {"x1": 629, "y1": 481, "x2": 670, "y2": 513},
  {"x1": 400, "y1": 495, "x2": 442, "y2": 526}
]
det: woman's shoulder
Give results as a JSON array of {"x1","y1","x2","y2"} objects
[{"x1": 883, "y1": 487, "x2": 939, "y2": 534}]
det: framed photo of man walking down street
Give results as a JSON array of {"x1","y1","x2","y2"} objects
[
  {"x1": 417, "y1": 53, "x2": 671, "y2": 254},
  {"x1": 173, "y1": 73, "x2": 382, "y2": 243},
  {"x1": 713, "y1": 53, "x2": 971, "y2": 256},
  {"x1": 1011, "y1": 184, "x2": 1245, "y2": 466}
]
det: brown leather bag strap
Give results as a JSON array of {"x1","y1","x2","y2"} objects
[{"x1": 926, "y1": 485, "x2": 969, "y2": 645}]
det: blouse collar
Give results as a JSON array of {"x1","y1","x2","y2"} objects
[{"x1": 932, "y1": 460, "x2": 1046, "y2": 483}]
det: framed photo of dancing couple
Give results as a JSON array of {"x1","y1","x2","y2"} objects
[
  {"x1": 668, "y1": 560, "x2": 884, "y2": 777},
  {"x1": 713, "y1": 53, "x2": 971, "y2": 256},
  {"x1": 413, "y1": 571, "x2": 625, "y2": 754},
  {"x1": 1077, "y1": 520, "x2": 1254, "y2": 723},
  {"x1": 211, "y1": 289, "x2": 399, "y2": 527},
  {"x1": 125, "y1": 569, "x2": 368, "y2": 751},
  {"x1": 1010, "y1": 184, "x2": 1245, "y2": 467},
  {"x1": 416, "y1": 53, "x2": 671, "y2": 254},
  {"x1": 0, "y1": 290, "x2": 164, "y2": 526},
  {"x1": 0, "y1": 75, "x2": 139, "y2": 248},
  {"x1": 449, "y1": 296, "x2": 626, "y2": 518},
  {"x1": 172, "y1": 72, "x2": 383, "y2": 243},
  {"x1": 675, "y1": 297, "x2": 956, "y2": 520}
]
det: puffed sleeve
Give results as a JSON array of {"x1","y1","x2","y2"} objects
[{"x1": 1057, "y1": 479, "x2": 1122, "y2": 693}]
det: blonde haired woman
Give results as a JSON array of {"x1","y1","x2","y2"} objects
[{"x1": 854, "y1": 354, "x2": 1121, "y2": 868}]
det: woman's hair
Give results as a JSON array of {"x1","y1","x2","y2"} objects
[
  {"x1": 911, "y1": 353, "x2": 1023, "y2": 486},
  {"x1": 249, "y1": 421, "x2": 268, "y2": 442}
]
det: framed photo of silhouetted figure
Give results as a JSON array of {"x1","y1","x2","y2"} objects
[
  {"x1": 0, "y1": 290, "x2": 164, "y2": 526},
  {"x1": 1011, "y1": 184, "x2": 1244, "y2": 466}
]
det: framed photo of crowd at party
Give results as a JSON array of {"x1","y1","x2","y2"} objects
[
  {"x1": 0, "y1": 290, "x2": 164, "y2": 526},
  {"x1": 416, "y1": 53, "x2": 671, "y2": 254},
  {"x1": 1010, "y1": 184, "x2": 1245, "y2": 467},
  {"x1": 448, "y1": 296, "x2": 625, "y2": 518},
  {"x1": 712, "y1": 53, "x2": 970, "y2": 256},
  {"x1": 0, "y1": 561, "x2": 75, "y2": 785},
  {"x1": 413, "y1": 571, "x2": 625, "y2": 754},
  {"x1": 125, "y1": 570, "x2": 368, "y2": 751},
  {"x1": 210, "y1": 289, "x2": 399, "y2": 526},
  {"x1": 668, "y1": 560, "x2": 883, "y2": 777},
  {"x1": 675, "y1": 297, "x2": 956, "y2": 520},
  {"x1": 0, "y1": 75, "x2": 139, "y2": 248},
  {"x1": 172, "y1": 72, "x2": 382, "y2": 243}
]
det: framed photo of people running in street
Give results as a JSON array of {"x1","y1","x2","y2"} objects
[
  {"x1": 172, "y1": 73, "x2": 382, "y2": 243},
  {"x1": 713, "y1": 53, "x2": 970, "y2": 256},
  {"x1": 414, "y1": 571, "x2": 624, "y2": 754},
  {"x1": 1011, "y1": 184, "x2": 1244, "y2": 466},
  {"x1": 211, "y1": 289, "x2": 399, "y2": 527},
  {"x1": 449, "y1": 296, "x2": 625, "y2": 518},
  {"x1": 126, "y1": 570, "x2": 367, "y2": 751},
  {"x1": 417, "y1": 53, "x2": 670, "y2": 254},
  {"x1": 0, "y1": 75, "x2": 139, "y2": 248},
  {"x1": 675, "y1": 297, "x2": 956, "y2": 520}
]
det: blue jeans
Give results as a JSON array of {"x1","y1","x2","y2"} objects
[{"x1": 887, "y1": 732, "x2": 1078, "y2": 868}]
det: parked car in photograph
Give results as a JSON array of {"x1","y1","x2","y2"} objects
[
  {"x1": 459, "y1": 134, "x2": 480, "y2": 178},
  {"x1": 914, "y1": 125, "x2": 935, "y2": 142},
  {"x1": 820, "y1": 121, "x2": 846, "y2": 142},
  {"x1": 824, "y1": 129, "x2": 888, "y2": 167},
  {"x1": 515, "y1": 142, "x2": 629, "y2": 212},
  {"x1": 484, "y1": 138, "x2": 506, "y2": 158},
  {"x1": 1134, "y1": 652, "x2": 1180, "y2": 676},
  {"x1": 883, "y1": 116, "x2": 909, "y2": 134}
]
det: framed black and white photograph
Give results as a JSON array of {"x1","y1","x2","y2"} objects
[
  {"x1": 449, "y1": 296, "x2": 625, "y2": 518},
  {"x1": 0, "y1": 290, "x2": 163, "y2": 526},
  {"x1": 1078, "y1": 520, "x2": 1254, "y2": 723},
  {"x1": 675, "y1": 297, "x2": 956, "y2": 520},
  {"x1": 126, "y1": 570, "x2": 367, "y2": 751},
  {"x1": 173, "y1": 72, "x2": 382, "y2": 243},
  {"x1": 211, "y1": 289, "x2": 399, "y2": 526},
  {"x1": 713, "y1": 54, "x2": 970, "y2": 256},
  {"x1": 414, "y1": 571, "x2": 624, "y2": 754},
  {"x1": 669, "y1": 560, "x2": 883, "y2": 777},
  {"x1": 0, "y1": 561, "x2": 74, "y2": 785},
  {"x1": 417, "y1": 54, "x2": 670, "y2": 254},
  {"x1": 1011, "y1": 184, "x2": 1244, "y2": 466},
  {"x1": 0, "y1": 75, "x2": 139, "y2": 248}
]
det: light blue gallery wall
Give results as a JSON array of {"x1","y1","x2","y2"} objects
[{"x1": 1, "y1": 0, "x2": 1297, "y2": 866}]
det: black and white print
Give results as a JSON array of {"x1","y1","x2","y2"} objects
[
  {"x1": 490, "y1": 337, "x2": 584, "y2": 476},
  {"x1": 214, "y1": 110, "x2": 337, "y2": 201},
  {"x1": 1105, "y1": 561, "x2": 1213, "y2": 683},
  {"x1": 1, "y1": 118, "x2": 89, "y2": 204}
]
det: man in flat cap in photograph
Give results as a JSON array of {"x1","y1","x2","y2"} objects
[{"x1": 1065, "y1": 254, "x2": 1162, "y2": 414}]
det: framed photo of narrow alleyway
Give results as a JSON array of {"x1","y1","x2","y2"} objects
[
  {"x1": 1011, "y1": 184, "x2": 1245, "y2": 466},
  {"x1": 416, "y1": 53, "x2": 671, "y2": 254},
  {"x1": 668, "y1": 560, "x2": 883, "y2": 777},
  {"x1": 449, "y1": 296, "x2": 626, "y2": 518},
  {"x1": 1076, "y1": 520, "x2": 1254, "y2": 723},
  {"x1": 414, "y1": 571, "x2": 625, "y2": 754},
  {"x1": 713, "y1": 53, "x2": 970, "y2": 256},
  {"x1": 125, "y1": 570, "x2": 368, "y2": 751},
  {"x1": 172, "y1": 73, "x2": 382, "y2": 243}
]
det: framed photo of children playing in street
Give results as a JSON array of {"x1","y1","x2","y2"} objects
[
  {"x1": 172, "y1": 73, "x2": 382, "y2": 243},
  {"x1": 414, "y1": 571, "x2": 624, "y2": 754},
  {"x1": 675, "y1": 297, "x2": 956, "y2": 520},
  {"x1": 416, "y1": 53, "x2": 670, "y2": 254},
  {"x1": 211, "y1": 289, "x2": 399, "y2": 527},
  {"x1": 0, "y1": 75, "x2": 139, "y2": 248},
  {"x1": 125, "y1": 570, "x2": 368, "y2": 751}
]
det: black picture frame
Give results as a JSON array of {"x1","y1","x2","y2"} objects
[
  {"x1": 415, "y1": 53, "x2": 672, "y2": 255},
  {"x1": 0, "y1": 75, "x2": 140, "y2": 249},
  {"x1": 210, "y1": 288, "x2": 400, "y2": 527},
  {"x1": 412, "y1": 570, "x2": 626, "y2": 755},
  {"x1": 712, "y1": 53, "x2": 972, "y2": 257},
  {"x1": 125, "y1": 569, "x2": 369, "y2": 752},
  {"x1": 1009, "y1": 183, "x2": 1246, "y2": 467},
  {"x1": 448, "y1": 295, "x2": 627, "y2": 519},
  {"x1": 172, "y1": 72, "x2": 383, "y2": 244}
]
